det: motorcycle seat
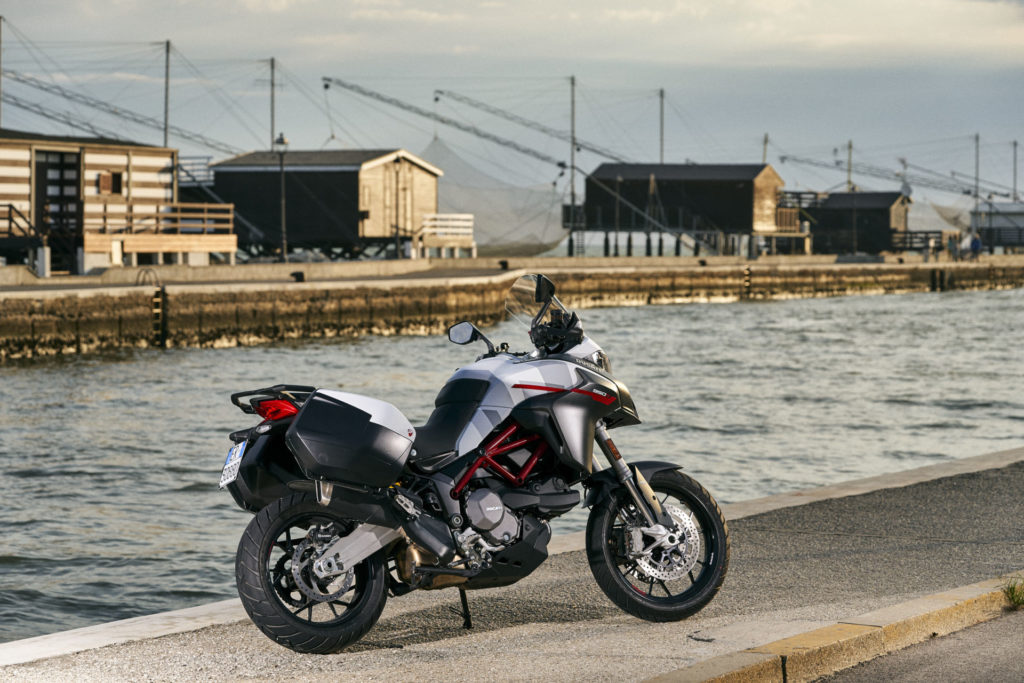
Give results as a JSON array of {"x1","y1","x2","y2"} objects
[{"x1": 410, "y1": 378, "x2": 490, "y2": 472}]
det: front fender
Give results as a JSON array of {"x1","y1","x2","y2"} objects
[{"x1": 583, "y1": 460, "x2": 682, "y2": 508}]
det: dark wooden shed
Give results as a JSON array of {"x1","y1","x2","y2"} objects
[
  {"x1": 208, "y1": 149, "x2": 442, "y2": 257},
  {"x1": 583, "y1": 163, "x2": 787, "y2": 234},
  {"x1": 802, "y1": 191, "x2": 910, "y2": 254}
]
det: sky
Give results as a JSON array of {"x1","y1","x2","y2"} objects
[{"x1": 3, "y1": 0, "x2": 1024, "y2": 207}]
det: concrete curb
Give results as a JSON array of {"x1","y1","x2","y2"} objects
[
  {"x1": 648, "y1": 570, "x2": 1023, "y2": 683},
  {"x1": 0, "y1": 599, "x2": 248, "y2": 668}
]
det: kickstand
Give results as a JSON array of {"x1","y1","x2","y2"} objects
[{"x1": 458, "y1": 587, "x2": 473, "y2": 630}]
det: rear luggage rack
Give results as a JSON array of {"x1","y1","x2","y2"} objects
[{"x1": 230, "y1": 384, "x2": 317, "y2": 414}]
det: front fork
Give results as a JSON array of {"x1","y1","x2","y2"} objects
[{"x1": 594, "y1": 422, "x2": 671, "y2": 527}]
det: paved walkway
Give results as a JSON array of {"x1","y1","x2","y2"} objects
[{"x1": 2, "y1": 449, "x2": 1022, "y2": 681}]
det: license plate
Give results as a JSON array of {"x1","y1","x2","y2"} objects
[{"x1": 219, "y1": 441, "x2": 246, "y2": 489}]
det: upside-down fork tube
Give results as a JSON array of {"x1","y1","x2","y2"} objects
[
  {"x1": 450, "y1": 423, "x2": 548, "y2": 498},
  {"x1": 594, "y1": 423, "x2": 668, "y2": 527}
]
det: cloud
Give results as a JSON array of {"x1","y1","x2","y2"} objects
[
  {"x1": 234, "y1": 0, "x2": 315, "y2": 12},
  {"x1": 349, "y1": 7, "x2": 469, "y2": 23},
  {"x1": 11, "y1": 0, "x2": 1024, "y2": 71}
]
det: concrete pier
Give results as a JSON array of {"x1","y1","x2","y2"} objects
[
  {"x1": 1, "y1": 446, "x2": 1021, "y2": 681},
  {"x1": 2, "y1": 255, "x2": 1024, "y2": 361}
]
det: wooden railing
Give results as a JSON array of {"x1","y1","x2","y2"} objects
[
  {"x1": 85, "y1": 202, "x2": 234, "y2": 235},
  {"x1": 891, "y1": 230, "x2": 943, "y2": 251},
  {"x1": 418, "y1": 213, "x2": 474, "y2": 238},
  {"x1": 0, "y1": 204, "x2": 38, "y2": 239}
]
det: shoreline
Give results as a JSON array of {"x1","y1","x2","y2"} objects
[
  {"x1": 2, "y1": 255, "x2": 1024, "y2": 362},
  {"x1": 2, "y1": 445, "x2": 1021, "y2": 669}
]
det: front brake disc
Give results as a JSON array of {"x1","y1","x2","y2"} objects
[{"x1": 628, "y1": 504, "x2": 701, "y2": 581}]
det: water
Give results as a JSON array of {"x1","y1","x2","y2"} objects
[{"x1": 2, "y1": 289, "x2": 1023, "y2": 642}]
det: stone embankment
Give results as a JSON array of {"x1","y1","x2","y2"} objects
[{"x1": 2, "y1": 256, "x2": 1023, "y2": 361}]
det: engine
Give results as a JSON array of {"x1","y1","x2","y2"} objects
[{"x1": 463, "y1": 488, "x2": 519, "y2": 546}]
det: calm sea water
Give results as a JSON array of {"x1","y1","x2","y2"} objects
[{"x1": 2, "y1": 288, "x2": 1023, "y2": 642}]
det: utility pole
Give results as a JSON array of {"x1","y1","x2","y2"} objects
[
  {"x1": 762, "y1": 133, "x2": 769, "y2": 165},
  {"x1": 974, "y1": 133, "x2": 980, "y2": 211},
  {"x1": 846, "y1": 140, "x2": 853, "y2": 191},
  {"x1": 615, "y1": 175, "x2": 621, "y2": 257},
  {"x1": 393, "y1": 156, "x2": 401, "y2": 258},
  {"x1": 269, "y1": 57, "x2": 275, "y2": 149},
  {"x1": 1013, "y1": 140, "x2": 1018, "y2": 202},
  {"x1": 659, "y1": 88, "x2": 664, "y2": 164},
  {"x1": 0, "y1": 16, "x2": 4, "y2": 129},
  {"x1": 274, "y1": 133, "x2": 289, "y2": 262},
  {"x1": 570, "y1": 75, "x2": 577, "y2": 255},
  {"x1": 163, "y1": 40, "x2": 170, "y2": 147}
]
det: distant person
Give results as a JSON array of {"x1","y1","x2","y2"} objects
[
  {"x1": 970, "y1": 234, "x2": 982, "y2": 261},
  {"x1": 925, "y1": 236, "x2": 936, "y2": 262},
  {"x1": 947, "y1": 235, "x2": 958, "y2": 262}
]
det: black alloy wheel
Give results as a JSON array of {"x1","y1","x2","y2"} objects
[
  {"x1": 586, "y1": 470, "x2": 729, "y2": 622},
  {"x1": 235, "y1": 493, "x2": 388, "y2": 654}
]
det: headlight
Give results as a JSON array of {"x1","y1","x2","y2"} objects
[{"x1": 589, "y1": 350, "x2": 612, "y2": 374}]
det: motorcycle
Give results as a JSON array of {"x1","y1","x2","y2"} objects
[{"x1": 219, "y1": 273, "x2": 729, "y2": 654}]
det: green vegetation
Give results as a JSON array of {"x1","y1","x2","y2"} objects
[{"x1": 1003, "y1": 578, "x2": 1024, "y2": 610}]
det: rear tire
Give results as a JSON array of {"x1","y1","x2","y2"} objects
[
  {"x1": 586, "y1": 470, "x2": 729, "y2": 622},
  {"x1": 235, "y1": 493, "x2": 388, "y2": 654}
]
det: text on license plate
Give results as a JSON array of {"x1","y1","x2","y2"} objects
[{"x1": 219, "y1": 441, "x2": 246, "y2": 489}]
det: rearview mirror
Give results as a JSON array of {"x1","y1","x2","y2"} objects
[
  {"x1": 447, "y1": 321, "x2": 478, "y2": 345},
  {"x1": 534, "y1": 275, "x2": 556, "y2": 303}
]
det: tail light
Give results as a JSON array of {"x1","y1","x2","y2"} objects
[{"x1": 254, "y1": 399, "x2": 299, "y2": 421}]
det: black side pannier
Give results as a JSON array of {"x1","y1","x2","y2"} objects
[{"x1": 285, "y1": 391, "x2": 412, "y2": 487}]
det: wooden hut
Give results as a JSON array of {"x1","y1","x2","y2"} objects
[
  {"x1": 581, "y1": 163, "x2": 805, "y2": 255},
  {"x1": 802, "y1": 191, "x2": 910, "y2": 254},
  {"x1": 584, "y1": 163, "x2": 790, "y2": 232},
  {"x1": 207, "y1": 149, "x2": 468, "y2": 258},
  {"x1": 0, "y1": 128, "x2": 235, "y2": 274}
]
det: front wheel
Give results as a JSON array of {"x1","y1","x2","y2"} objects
[
  {"x1": 235, "y1": 493, "x2": 389, "y2": 654},
  {"x1": 586, "y1": 470, "x2": 729, "y2": 622}
]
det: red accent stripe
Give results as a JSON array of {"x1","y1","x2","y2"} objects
[
  {"x1": 514, "y1": 383, "x2": 615, "y2": 405},
  {"x1": 571, "y1": 388, "x2": 617, "y2": 405},
  {"x1": 513, "y1": 383, "x2": 567, "y2": 393}
]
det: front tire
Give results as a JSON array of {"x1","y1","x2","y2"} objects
[
  {"x1": 586, "y1": 470, "x2": 729, "y2": 622},
  {"x1": 235, "y1": 493, "x2": 388, "y2": 654}
]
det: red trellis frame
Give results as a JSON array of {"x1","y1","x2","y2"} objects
[{"x1": 450, "y1": 422, "x2": 548, "y2": 498}]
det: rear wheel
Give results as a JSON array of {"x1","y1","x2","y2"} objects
[
  {"x1": 586, "y1": 470, "x2": 729, "y2": 621},
  {"x1": 235, "y1": 493, "x2": 388, "y2": 654}
]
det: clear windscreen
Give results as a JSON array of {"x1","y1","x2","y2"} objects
[{"x1": 504, "y1": 274, "x2": 570, "y2": 329}]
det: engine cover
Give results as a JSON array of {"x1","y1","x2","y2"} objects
[{"x1": 464, "y1": 488, "x2": 520, "y2": 545}]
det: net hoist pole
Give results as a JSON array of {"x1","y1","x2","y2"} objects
[
  {"x1": 846, "y1": 140, "x2": 853, "y2": 191},
  {"x1": 570, "y1": 75, "x2": 577, "y2": 255},
  {"x1": 433, "y1": 89, "x2": 628, "y2": 162},
  {"x1": 270, "y1": 57, "x2": 275, "y2": 149},
  {"x1": 659, "y1": 88, "x2": 664, "y2": 164},
  {"x1": 974, "y1": 133, "x2": 980, "y2": 211},
  {"x1": 0, "y1": 16, "x2": 4, "y2": 129},
  {"x1": 4, "y1": 69, "x2": 240, "y2": 154},
  {"x1": 1014, "y1": 140, "x2": 1019, "y2": 202},
  {"x1": 322, "y1": 76, "x2": 566, "y2": 169},
  {"x1": 163, "y1": 40, "x2": 170, "y2": 147}
]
